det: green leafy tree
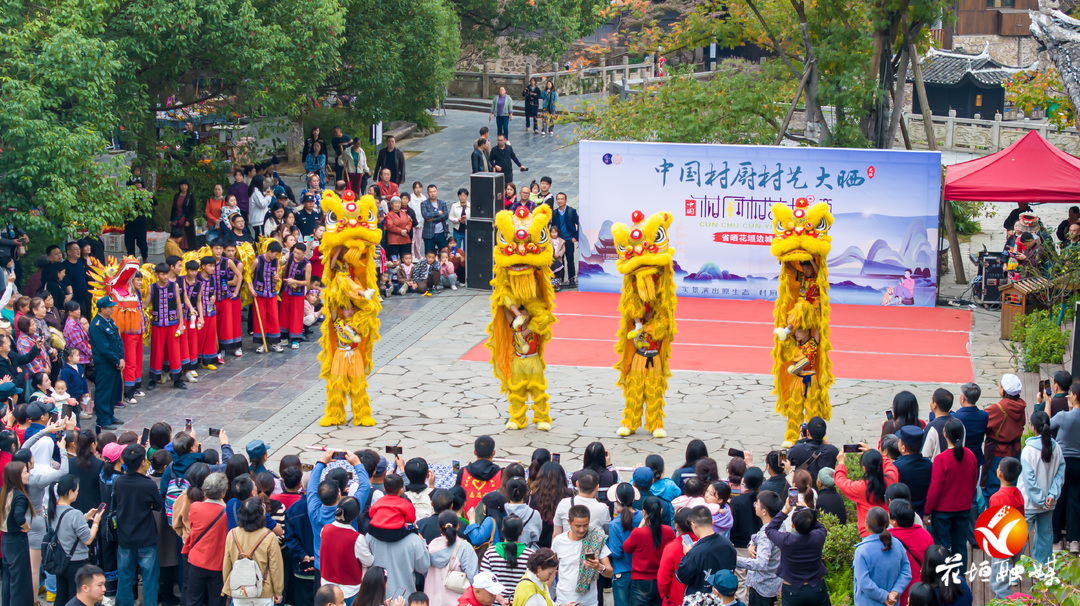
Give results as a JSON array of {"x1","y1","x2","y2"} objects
[
  {"x1": 453, "y1": 0, "x2": 605, "y2": 59},
  {"x1": 576, "y1": 62, "x2": 787, "y2": 145},
  {"x1": 0, "y1": 0, "x2": 143, "y2": 240}
]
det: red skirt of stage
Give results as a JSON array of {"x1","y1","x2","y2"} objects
[
  {"x1": 279, "y1": 293, "x2": 304, "y2": 341},
  {"x1": 199, "y1": 315, "x2": 218, "y2": 362},
  {"x1": 122, "y1": 333, "x2": 143, "y2": 387},
  {"x1": 150, "y1": 324, "x2": 182, "y2": 378},
  {"x1": 253, "y1": 296, "x2": 280, "y2": 343},
  {"x1": 218, "y1": 297, "x2": 242, "y2": 348}
]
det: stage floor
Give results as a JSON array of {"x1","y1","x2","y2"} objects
[{"x1": 461, "y1": 291, "x2": 974, "y2": 384}]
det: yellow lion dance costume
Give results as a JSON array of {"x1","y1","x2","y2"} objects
[
  {"x1": 317, "y1": 190, "x2": 383, "y2": 426},
  {"x1": 612, "y1": 210, "x2": 677, "y2": 438},
  {"x1": 770, "y1": 197, "x2": 835, "y2": 446},
  {"x1": 486, "y1": 205, "x2": 557, "y2": 431}
]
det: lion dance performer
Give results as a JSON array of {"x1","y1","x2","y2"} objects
[
  {"x1": 486, "y1": 205, "x2": 557, "y2": 431},
  {"x1": 611, "y1": 210, "x2": 677, "y2": 438},
  {"x1": 317, "y1": 190, "x2": 382, "y2": 426},
  {"x1": 88, "y1": 256, "x2": 147, "y2": 402},
  {"x1": 770, "y1": 197, "x2": 835, "y2": 446}
]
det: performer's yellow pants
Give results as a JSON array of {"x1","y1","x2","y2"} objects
[
  {"x1": 507, "y1": 355, "x2": 550, "y2": 428},
  {"x1": 620, "y1": 354, "x2": 667, "y2": 433}
]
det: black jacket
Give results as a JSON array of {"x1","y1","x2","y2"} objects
[
  {"x1": 522, "y1": 85, "x2": 541, "y2": 110},
  {"x1": 488, "y1": 144, "x2": 522, "y2": 182},
  {"x1": 786, "y1": 438, "x2": 838, "y2": 481},
  {"x1": 113, "y1": 471, "x2": 164, "y2": 548},
  {"x1": 88, "y1": 314, "x2": 122, "y2": 369},
  {"x1": 375, "y1": 147, "x2": 406, "y2": 185},
  {"x1": 676, "y1": 532, "x2": 737, "y2": 598},
  {"x1": 728, "y1": 491, "x2": 761, "y2": 548},
  {"x1": 471, "y1": 148, "x2": 490, "y2": 173},
  {"x1": 893, "y1": 453, "x2": 933, "y2": 515},
  {"x1": 815, "y1": 487, "x2": 847, "y2": 525}
]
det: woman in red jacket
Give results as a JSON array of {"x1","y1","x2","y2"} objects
[
  {"x1": 835, "y1": 447, "x2": 898, "y2": 537},
  {"x1": 924, "y1": 418, "x2": 978, "y2": 571},
  {"x1": 657, "y1": 508, "x2": 695, "y2": 606},
  {"x1": 624, "y1": 496, "x2": 676, "y2": 606}
]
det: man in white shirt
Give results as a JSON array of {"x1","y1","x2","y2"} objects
[
  {"x1": 553, "y1": 469, "x2": 611, "y2": 536},
  {"x1": 551, "y1": 505, "x2": 613, "y2": 606}
]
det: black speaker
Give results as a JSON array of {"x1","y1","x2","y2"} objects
[
  {"x1": 471, "y1": 172, "x2": 504, "y2": 220},
  {"x1": 977, "y1": 251, "x2": 1004, "y2": 305},
  {"x1": 466, "y1": 221, "x2": 495, "y2": 290}
]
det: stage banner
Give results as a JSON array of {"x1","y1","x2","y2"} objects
[{"x1": 578, "y1": 140, "x2": 943, "y2": 306}]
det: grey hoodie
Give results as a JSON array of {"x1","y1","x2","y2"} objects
[
  {"x1": 505, "y1": 502, "x2": 542, "y2": 549},
  {"x1": 364, "y1": 532, "x2": 430, "y2": 601}
]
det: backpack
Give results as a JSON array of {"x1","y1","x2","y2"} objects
[
  {"x1": 228, "y1": 530, "x2": 273, "y2": 598},
  {"x1": 42, "y1": 508, "x2": 78, "y2": 576},
  {"x1": 163, "y1": 470, "x2": 189, "y2": 525}
]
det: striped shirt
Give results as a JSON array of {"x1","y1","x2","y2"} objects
[{"x1": 480, "y1": 543, "x2": 534, "y2": 600}]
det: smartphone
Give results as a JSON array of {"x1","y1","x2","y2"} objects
[
  {"x1": 778, "y1": 449, "x2": 788, "y2": 462},
  {"x1": 393, "y1": 588, "x2": 407, "y2": 601},
  {"x1": 885, "y1": 409, "x2": 894, "y2": 421},
  {"x1": 584, "y1": 552, "x2": 597, "y2": 561},
  {"x1": 61, "y1": 404, "x2": 72, "y2": 420},
  {"x1": 209, "y1": 428, "x2": 220, "y2": 438},
  {"x1": 385, "y1": 444, "x2": 403, "y2": 456},
  {"x1": 98, "y1": 502, "x2": 107, "y2": 512},
  {"x1": 185, "y1": 418, "x2": 193, "y2": 432},
  {"x1": 843, "y1": 444, "x2": 862, "y2": 454},
  {"x1": 301, "y1": 463, "x2": 314, "y2": 472},
  {"x1": 727, "y1": 447, "x2": 744, "y2": 459},
  {"x1": 197, "y1": 444, "x2": 203, "y2": 453},
  {"x1": 452, "y1": 460, "x2": 461, "y2": 473},
  {"x1": 141, "y1": 428, "x2": 150, "y2": 444},
  {"x1": 332, "y1": 450, "x2": 347, "y2": 460},
  {"x1": 788, "y1": 487, "x2": 798, "y2": 507},
  {"x1": 681, "y1": 534, "x2": 694, "y2": 547},
  {"x1": 552, "y1": 453, "x2": 561, "y2": 464}
]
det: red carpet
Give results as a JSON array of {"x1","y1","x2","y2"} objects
[{"x1": 461, "y1": 291, "x2": 974, "y2": 384}]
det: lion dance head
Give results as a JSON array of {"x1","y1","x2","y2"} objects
[{"x1": 486, "y1": 205, "x2": 556, "y2": 389}]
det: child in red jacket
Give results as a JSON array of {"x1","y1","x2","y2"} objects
[{"x1": 987, "y1": 457, "x2": 1025, "y2": 599}]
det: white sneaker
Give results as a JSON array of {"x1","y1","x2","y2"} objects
[
  {"x1": 290, "y1": 341, "x2": 299, "y2": 350},
  {"x1": 127, "y1": 397, "x2": 137, "y2": 404},
  {"x1": 271, "y1": 344, "x2": 284, "y2": 353},
  {"x1": 134, "y1": 390, "x2": 146, "y2": 397},
  {"x1": 234, "y1": 348, "x2": 243, "y2": 357},
  {"x1": 451, "y1": 284, "x2": 458, "y2": 290},
  {"x1": 184, "y1": 371, "x2": 199, "y2": 383},
  {"x1": 80, "y1": 411, "x2": 94, "y2": 420},
  {"x1": 256, "y1": 345, "x2": 266, "y2": 354}
]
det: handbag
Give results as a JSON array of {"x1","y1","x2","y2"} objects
[
  {"x1": 443, "y1": 541, "x2": 470, "y2": 594},
  {"x1": 49, "y1": 327, "x2": 66, "y2": 350}
]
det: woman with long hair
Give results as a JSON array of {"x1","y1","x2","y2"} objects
[
  {"x1": 502, "y1": 182, "x2": 518, "y2": 210},
  {"x1": 1021, "y1": 410, "x2": 1065, "y2": 564},
  {"x1": 835, "y1": 447, "x2": 897, "y2": 536},
  {"x1": 729, "y1": 466, "x2": 764, "y2": 549},
  {"x1": 703, "y1": 481, "x2": 733, "y2": 536},
  {"x1": 572, "y1": 442, "x2": 619, "y2": 511},
  {"x1": 499, "y1": 462, "x2": 526, "y2": 499},
  {"x1": 853, "y1": 507, "x2": 910, "y2": 606},
  {"x1": 0, "y1": 461, "x2": 33, "y2": 604},
  {"x1": 320, "y1": 496, "x2": 373, "y2": 604},
  {"x1": 623, "y1": 496, "x2": 675, "y2": 606},
  {"x1": 48, "y1": 474, "x2": 104, "y2": 605},
  {"x1": 606, "y1": 482, "x2": 641, "y2": 606},
  {"x1": 465, "y1": 491, "x2": 507, "y2": 549},
  {"x1": 222, "y1": 497, "x2": 283, "y2": 604},
  {"x1": 920, "y1": 544, "x2": 972, "y2": 606},
  {"x1": 925, "y1": 418, "x2": 978, "y2": 569},
  {"x1": 305, "y1": 141, "x2": 327, "y2": 188},
  {"x1": 224, "y1": 453, "x2": 252, "y2": 501},
  {"x1": 71, "y1": 429, "x2": 103, "y2": 513},
  {"x1": 170, "y1": 179, "x2": 196, "y2": 250},
  {"x1": 427, "y1": 509, "x2": 479, "y2": 605},
  {"x1": 480, "y1": 514, "x2": 533, "y2": 603},
  {"x1": 527, "y1": 461, "x2": 573, "y2": 548},
  {"x1": 353, "y1": 565, "x2": 397, "y2": 606},
  {"x1": 881, "y1": 391, "x2": 923, "y2": 441},
  {"x1": 247, "y1": 175, "x2": 272, "y2": 238},
  {"x1": 526, "y1": 449, "x2": 551, "y2": 494},
  {"x1": 170, "y1": 461, "x2": 211, "y2": 542}
]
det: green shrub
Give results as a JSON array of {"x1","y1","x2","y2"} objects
[
  {"x1": 988, "y1": 553, "x2": 1080, "y2": 605},
  {"x1": 1013, "y1": 309, "x2": 1070, "y2": 371},
  {"x1": 949, "y1": 200, "x2": 994, "y2": 236},
  {"x1": 821, "y1": 511, "x2": 861, "y2": 606}
]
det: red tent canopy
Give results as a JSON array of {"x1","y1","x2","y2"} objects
[{"x1": 944, "y1": 130, "x2": 1080, "y2": 202}]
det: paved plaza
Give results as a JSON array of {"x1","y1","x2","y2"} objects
[{"x1": 118, "y1": 109, "x2": 1070, "y2": 472}]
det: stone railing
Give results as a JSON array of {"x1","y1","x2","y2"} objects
[
  {"x1": 901, "y1": 110, "x2": 1080, "y2": 154},
  {"x1": 447, "y1": 58, "x2": 658, "y2": 99}
]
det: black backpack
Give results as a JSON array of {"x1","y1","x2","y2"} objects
[{"x1": 42, "y1": 508, "x2": 79, "y2": 576}]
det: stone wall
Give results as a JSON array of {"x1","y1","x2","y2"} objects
[{"x1": 952, "y1": 35, "x2": 1041, "y2": 66}]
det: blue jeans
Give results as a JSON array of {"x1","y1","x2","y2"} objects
[
  {"x1": 1027, "y1": 510, "x2": 1054, "y2": 564},
  {"x1": 989, "y1": 556, "x2": 1019, "y2": 599},
  {"x1": 630, "y1": 578, "x2": 660, "y2": 606},
  {"x1": 612, "y1": 572, "x2": 631, "y2": 606},
  {"x1": 931, "y1": 510, "x2": 971, "y2": 572},
  {"x1": 496, "y1": 115, "x2": 510, "y2": 139},
  {"x1": 116, "y1": 545, "x2": 159, "y2": 606},
  {"x1": 984, "y1": 455, "x2": 1004, "y2": 499}
]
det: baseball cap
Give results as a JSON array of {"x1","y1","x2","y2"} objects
[
  {"x1": 707, "y1": 569, "x2": 739, "y2": 596},
  {"x1": 26, "y1": 402, "x2": 50, "y2": 420},
  {"x1": 375, "y1": 455, "x2": 389, "y2": 475},
  {"x1": 302, "y1": 193, "x2": 316, "y2": 203},
  {"x1": 102, "y1": 442, "x2": 125, "y2": 463},
  {"x1": 246, "y1": 439, "x2": 269, "y2": 460},
  {"x1": 471, "y1": 571, "x2": 506, "y2": 596},
  {"x1": 632, "y1": 467, "x2": 653, "y2": 488}
]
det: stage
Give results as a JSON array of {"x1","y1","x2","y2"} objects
[{"x1": 462, "y1": 291, "x2": 974, "y2": 384}]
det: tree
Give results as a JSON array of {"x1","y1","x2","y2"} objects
[
  {"x1": 0, "y1": 0, "x2": 143, "y2": 240},
  {"x1": 1006, "y1": 66, "x2": 1077, "y2": 129},
  {"x1": 576, "y1": 62, "x2": 787, "y2": 145},
  {"x1": 452, "y1": 0, "x2": 606, "y2": 59}
]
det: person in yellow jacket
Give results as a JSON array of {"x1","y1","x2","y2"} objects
[
  {"x1": 222, "y1": 497, "x2": 284, "y2": 604},
  {"x1": 512, "y1": 548, "x2": 577, "y2": 606}
]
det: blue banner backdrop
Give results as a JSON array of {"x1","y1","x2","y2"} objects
[{"x1": 577, "y1": 141, "x2": 943, "y2": 307}]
